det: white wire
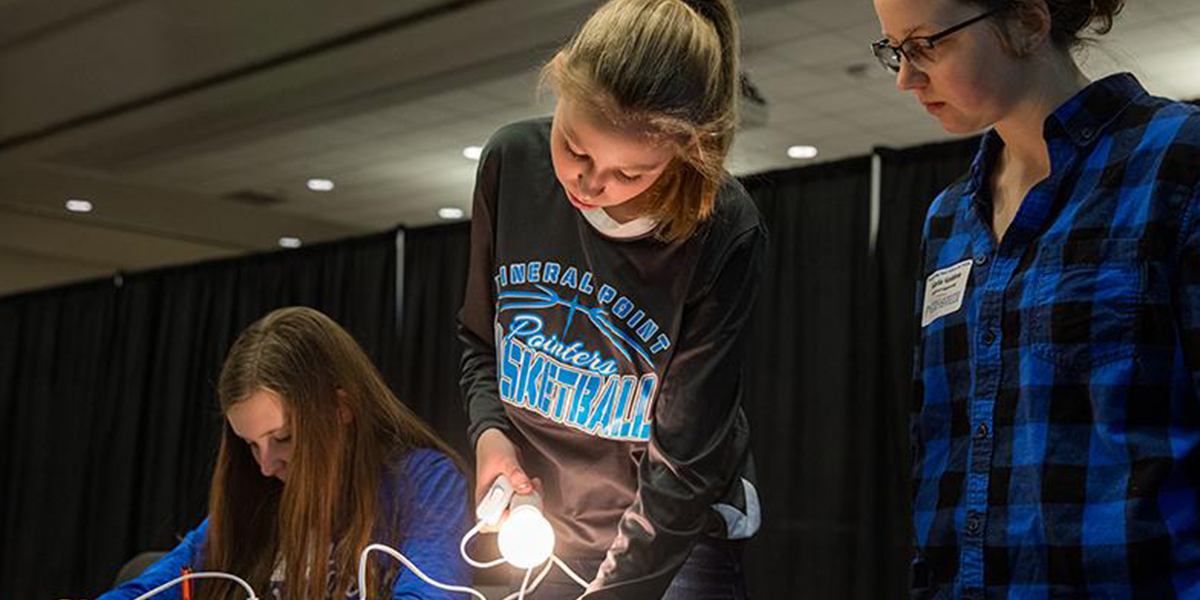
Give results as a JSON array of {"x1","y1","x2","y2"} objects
[
  {"x1": 125, "y1": 524, "x2": 586, "y2": 600},
  {"x1": 359, "y1": 518, "x2": 593, "y2": 600},
  {"x1": 463, "y1": 510, "x2": 593, "y2": 596},
  {"x1": 459, "y1": 520, "x2": 507, "y2": 569},
  {"x1": 517, "y1": 567, "x2": 534, "y2": 600},
  {"x1": 499, "y1": 560, "x2": 554, "y2": 600},
  {"x1": 131, "y1": 571, "x2": 258, "y2": 600},
  {"x1": 551, "y1": 556, "x2": 592, "y2": 590},
  {"x1": 496, "y1": 555, "x2": 591, "y2": 600},
  {"x1": 358, "y1": 542, "x2": 487, "y2": 600}
]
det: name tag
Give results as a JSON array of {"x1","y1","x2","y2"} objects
[{"x1": 922, "y1": 259, "x2": 972, "y2": 327}]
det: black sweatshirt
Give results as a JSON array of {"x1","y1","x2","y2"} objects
[{"x1": 458, "y1": 119, "x2": 765, "y2": 599}]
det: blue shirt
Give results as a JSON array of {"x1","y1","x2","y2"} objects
[
  {"x1": 97, "y1": 448, "x2": 470, "y2": 600},
  {"x1": 911, "y1": 74, "x2": 1200, "y2": 599}
]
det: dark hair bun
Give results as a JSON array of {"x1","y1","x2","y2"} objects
[{"x1": 1049, "y1": 0, "x2": 1126, "y2": 46}]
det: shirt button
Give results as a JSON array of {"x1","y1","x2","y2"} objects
[
  {"x1": 966, "y1": 514, "x2": 982, "y2": 535},
  {"x1": 1081, "y1": 127, "x2": 1094, "y2": 140},
  {"x1": 983, "y1": 330, "x2": 996, "y2": 345},
  {"x1": 975, "y1": 254, "x2": 988, "y2": 266},
  {"x1": 975, "y1": 422, "x2": 989, "y2": 440}
]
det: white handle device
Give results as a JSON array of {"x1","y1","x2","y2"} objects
[{"x1": 476, "y1": 473, "x2": 516, "y2": 526}]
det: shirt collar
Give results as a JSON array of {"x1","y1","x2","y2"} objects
[
  {"x1": 963, "y1": 72, "x2": 1145, "y2": 196},
  {"x1": 964, "y1": 130, "x2": 1002, "y2": 197},
  {"x1": 1046, "y1": 72, "x2": 1144, "y2": 147},
  {"x1": 579, "y1": 206, "x2": 659, "y2": 239}
]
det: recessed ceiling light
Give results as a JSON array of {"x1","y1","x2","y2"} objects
[
  {"x1": 463, "y1": 146, "x2": 483, "y2": 161},
  {"x1": 65, "y1": 198, "x2": 93, "y2": 213},
  {"x1": 279, "y1": 236, "x2": 303, "y2": 249},
  {"x1": 306, "y1": 178, "x2": 334, "y2": 192},
  {"x1": 787, "y1": 145, "x2": 819, "y2": 160},
  {"x1": 438, "y1": 207, "x2": 465, "y2": 220}
]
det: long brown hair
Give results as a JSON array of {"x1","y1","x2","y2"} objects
[
  {"x1": 199, "y1": 306, "x2": 462, "y2": 600},
  {"x1": 542, "y1": 0, "x2": 741, "y2": 243}
]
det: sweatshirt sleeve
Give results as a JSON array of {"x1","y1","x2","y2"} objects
[
  {"x1": 582, "y1": 223, "x2": 767, "y2": 600},
  {"x1": 95, "y1": 520, "x2": 208, "y2": 600},
  {"x1": 458, "y1": 135, "x2": 514, "y2": 449},
  {"x1": 388, "y1": 450, "x2": 472, "y2": 599}
]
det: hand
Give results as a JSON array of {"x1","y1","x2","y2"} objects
[{"x1": 474, "y1": 428, "x2": 536, "y2": 504}]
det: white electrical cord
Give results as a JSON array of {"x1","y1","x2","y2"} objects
[
  {"x1": 517, "y1": 567, "x2": 534, "y2": 600},
  {"x1": 551, "y1": 556, "x2": 591, "y2": 589},
  {"x1": 461, "y1": 505, "x2": 591, "y2": 596},
  {"x1": 359, "y1": 543, "x2": 488, "y2": 600},
  {"x1": 499, "y1": 560, "x2": 555, "y2": 600},
  {"x1": 131, "y1": 571, "x2": 258, "y2": 600},
  {"x1": 459, "y1": 520, "x2": 507, "y2": 569},
  {"x1": 362, "y1": 539, "x2": 589, "y2": 600},
  {"x1": 127, "y1": 521, "x2": 588, "y2": 600}
]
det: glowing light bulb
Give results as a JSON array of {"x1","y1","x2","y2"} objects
[{"x1": 497, "y1": 505, "x2": 555, "y2": 569}]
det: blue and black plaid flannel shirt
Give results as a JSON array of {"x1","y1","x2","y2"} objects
[{"x1": 911, "y1": 73, "x2": 1200, "y2": 599}]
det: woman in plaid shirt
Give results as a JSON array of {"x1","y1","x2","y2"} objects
[{"x1": 871, "y1": 0, "x2": 1200, "y2": 597}]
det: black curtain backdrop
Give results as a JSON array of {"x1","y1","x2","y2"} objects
[
  {"x1": 393, "y1": 223, "x2": 474, "y2": 458},
  {"x1": 872, "y1": 137, "x2": 981, "y2": 452},
  {"x1": 739, "y1": 158, "x2": 879, "y2": 599},
  {"x1": 0, "y1": 230, "x2": 401, "y2": 600},
  {"x1": 861, "y1": 136, "x2": 982, "y2": 599},
  {"x1": 0, "y1": 138, "x2": 985, "y2": 600},
  {"x1": 734, "y1": 138, "x2": 980, "y2": 599}
]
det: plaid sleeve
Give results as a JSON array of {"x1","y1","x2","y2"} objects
[
  {"x1": 1179, "y1": 188, "x2": 1200, "y2": 401},
  {"x1": 911, "y1": 235, "x2": 927, "y2": 473}
]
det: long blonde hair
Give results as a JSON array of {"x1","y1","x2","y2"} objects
[
  {"x1": 200, "y1": 306, "x2": 462, "y2": 600},
  {"x1": 542, "y1": 0, "x2": 741, "y2": 243}
]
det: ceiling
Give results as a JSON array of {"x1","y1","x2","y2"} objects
[{"x1": 1, "y1": 0, "x2": 1198, "y2": 297}]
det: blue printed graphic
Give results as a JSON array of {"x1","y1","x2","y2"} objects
[
  {"x1": 493, "y1": 261, "x2": 672, "y2": 442},
  {"x1": 499, "y1": 285, "x2": 655, "y2": 368}
]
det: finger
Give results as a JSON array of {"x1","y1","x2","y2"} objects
[{"x1": 507, "y1": 466, "x2": 533, "y2": 493}]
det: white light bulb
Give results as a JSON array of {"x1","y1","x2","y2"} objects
[
  {"x1": 279, "y1": 236, "x2": 302, "y2": 249},
  {"x1": 463, "y1": 146, "x2": 483, "y2": 161},
  {"x1": 497, "y1": 505, "x2": 555, "y2": 569}
]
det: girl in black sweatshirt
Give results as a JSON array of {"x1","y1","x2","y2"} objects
[{"x1": 459, "y1": 2, "x2": 766, "y2": 598}]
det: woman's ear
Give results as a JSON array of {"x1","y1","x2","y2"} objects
[
  {"x1": 1006, "y1": 0, "x2": 1053, "y2": 57},
  {"x1": 336, "y1": 388, "x2": 353, "y2": 424}
]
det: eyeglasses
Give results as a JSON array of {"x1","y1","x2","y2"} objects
[{"x1": 871, "y1": 5, "x2": 1008, "y2": 73}]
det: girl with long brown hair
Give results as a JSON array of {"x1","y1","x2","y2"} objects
[
  {"x1": 458, "y1": 1, "x2": 766, "y2": 598},
  {"x1": 98, "y1": 306, "x2": 470, "y2": 600}
]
